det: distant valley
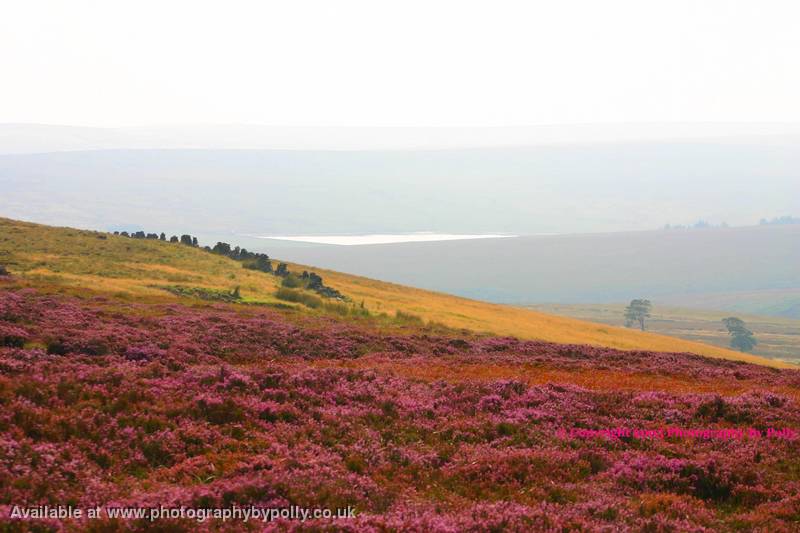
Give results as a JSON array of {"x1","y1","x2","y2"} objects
[{"x1": 265, "y1": 225, "x2": 800, "y2": 319}]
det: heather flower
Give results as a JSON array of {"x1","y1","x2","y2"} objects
[{"x1": 1, "y1": 288, "x2": 799, "y2": 531}]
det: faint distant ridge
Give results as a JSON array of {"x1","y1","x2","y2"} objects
[
  {"x1": 2, "y1": 131, "x2": 798, "y2": 236},
  {"x1": 663, "y1": 220, "x2": 729, "y2": 230},
  {"x1": 4, "y1": 122, "x2": 800, "y2": 154},
  {"x1": 760, "y1": 215, "x2": 800, "y2": 225},
  {"x1": 664, "y1": 215, "x2": 800, "y2": 230}
]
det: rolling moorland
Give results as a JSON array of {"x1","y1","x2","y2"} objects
[
  {"x1": 528, "y1": 304, "x2": 800, "y2": 365},
  {"x1": 0, "y1": 217, "x2": 780, "y2": 366},
  {"x1": 1, "y1": 217, "x2": 800, "y2": 531}
]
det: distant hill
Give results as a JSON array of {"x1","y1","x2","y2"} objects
[
  {"x1": 262, "y1": 224, "x2": 800, "y2": 319},
  {"x1": 0, "y1": 216, "x2": 785, "y2": 367},
  {"x1": 1, "y1": 136, "x2": 799, "y2": 237}
]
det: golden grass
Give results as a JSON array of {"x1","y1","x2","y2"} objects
[
  {"x1": 1, "y1": 217, "x2": 287, "y2": 302},
  {"x1": 0, "y1": 216, "x2": 791, "y2": 368},
  {"x1": 292, "y1": 263, "x2": 794, "y2": 368}
]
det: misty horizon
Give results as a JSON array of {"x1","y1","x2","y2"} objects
[{"x1": 3, "y1": 121, "x2": 800, "y2": 154}]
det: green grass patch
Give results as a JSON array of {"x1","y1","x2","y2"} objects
[
  {"x1": 275, "y1": 288, "x2": 323, "y2": 308},
  {"x1": 158, "y1": 285, "x2": 242, "y2": 302}
]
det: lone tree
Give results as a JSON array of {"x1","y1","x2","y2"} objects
[
  {"x1": 624, "y1": 299, "x2": 652, "y2": 331},
  {"x1": 722, "y1": 317, "x2": 758, "y2": 352},
  {"x1": 0, "y1": 265, "x2": 9, "y2": 276}
]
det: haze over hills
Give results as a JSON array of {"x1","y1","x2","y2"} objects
[
  {"x1": 266, "y1": 225, "x2": 800, "y2": 319},
  {"x1": 1, "y1": 130, "x2": 799, "y2": 236}
]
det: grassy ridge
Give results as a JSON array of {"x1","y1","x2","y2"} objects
[
  {"x1": 0, "y1": 216, "x2": 789, "y2": 367},
  {"x1": 0, "y1": 217, "x2": 286, "y2": 302}
]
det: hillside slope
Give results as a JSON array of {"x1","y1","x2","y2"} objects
[
  {"x1": 0, "y1": 217, "x2": 787, "y2": 368},
  {"x1": 3, "y1": 216, "x2": 800, "y2": 531}
]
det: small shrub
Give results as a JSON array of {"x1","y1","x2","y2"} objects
[
  {"x1": 281, "y1": 274, "x2": 303, "y2": 289},
  {"x1": 196, "y1": 397, "x2": 244, "y2": 425},
  {"x1": 124, "y1": 344, "x2": 166, "y2": 362},
  {"x1": 275, "y1": 288, "x2": 322, "y2": 309},
  {"x1": 141, "y1": 440, "x2": 175, "y2": 467},
  {"x1": 160, "y1": 285, "x2": 242, "y2": 302},
  {"x1": 394, "y1": 310, "x2": 424, "y2": 326},
  {"x1": 0, "y1": 325, "x2": 27, "y2": 347},
  {"x1": 321, "y1": 301, "x2": 369, "y2": 317},
  {"x1": 46, "y1": 339, "x2": 69, "y2": 355},
  {"x1": 82, "y1": 338, "x2": 110, "y2": 356}
]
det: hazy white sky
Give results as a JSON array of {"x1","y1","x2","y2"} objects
[{"x1": 2, "y1": 0, "x2": 800, "y2": 128}]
